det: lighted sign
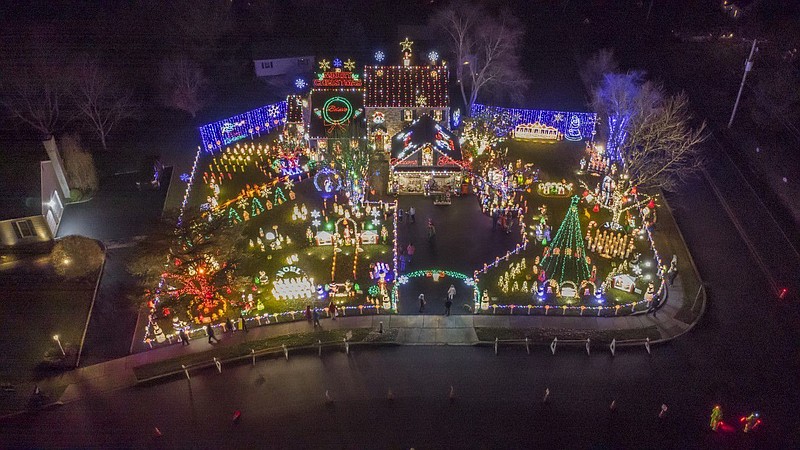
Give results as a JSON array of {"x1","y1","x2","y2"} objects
[
  {"x1": 322, "y1": 96, "x2": 354, "y2": 125},
  {"x1": 313, "y1": 71, "x2": 363, "y2": 87}
]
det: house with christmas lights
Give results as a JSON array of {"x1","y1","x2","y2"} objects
[
  {"x1": 389, "y1": 114, "x2": 463, "y2": 195},
  {"x1": 364, "y1": 38, "x2": 450, "y2": 152}
]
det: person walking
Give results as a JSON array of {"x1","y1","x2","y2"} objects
[
  {"x1": 206, "y1": 323, "x2": 220, "y2": 344},
  {"x1": 445, "y1": 298, "x2": 452, "y2": 316},
  {"x1": 427, "y1": 221, "x2": 436, "y2": 243},
  {"x1": 240, "y1": 316, "x2": 249, "y2": 333},
  {"x1": 408, "y1": 206, "x2": 416, "y2": 223},
  {"x1": 312, "y1": 308, "x2": 321, "y2": 328},
  {"x1": 305, "y1": 305, "x2": 313, "y2": 322},
  {"x1": 328, "y1": 301, "x2": 338, "y2": 320},
  {"x1": 668, "y1": 256, "x2": 678, "y2": 286},
  {"x1": 225, "y1": 317, "x2": 235, "y2": 333},
  {"x1": 178, "y1": 328, "x2": 190, "y2": 346},
  {"x1": 418, "y1": 294, "x2": 426, "y2": 313},
  {"x1": 447, "y1": 284, "x2": 456, "y2": 301},
  {"x1": 492, "y1": 209, "x2": 500, "y2": 231},
  {"x1": 406, "y1": 242, "x2": 415, "y2": 263},
  {"x1": 649, "y1": 293, "x2": 661, "y2": 317},
  {"x1": 397, "y1": 208, "x2": 404, "y2": 224}
]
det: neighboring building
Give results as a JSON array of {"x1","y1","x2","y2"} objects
[
  {"x1": 0, "y1": 159, "x2": 62, "y2": 250},
  {"x1": 253, "y1": 56, "x2": 315, "y2": 79}
]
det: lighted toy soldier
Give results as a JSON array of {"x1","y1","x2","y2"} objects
[
  {"x1": 710, "y1": 406, "x2": 723, "y2": 432},
  {"x1": 741, "y1": 412, "x2": 761, "y2": 433}
]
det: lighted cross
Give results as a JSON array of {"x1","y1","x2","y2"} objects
[
  {"x1": 318, "y1": 59, "x2": 331, "y2": 71},
  {"x1": 400, "y1": 37, "x2": 414, "y2": 53},
  {"x1": 343, "y1": 59, "x2": 356, "y2": 71}
]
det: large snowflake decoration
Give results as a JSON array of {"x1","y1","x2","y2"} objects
[
  {"x1": 259, "y1": 185, "x2": 272, "y2": 198},
  {"x1": 236, "y1": 197, "x2": 249, "y2": 209},
  {"x1": 312, "y1": 219, "x2": 321, "y2": 228},
  {"x1": 427, "y1": 50, "x2": 439, "y2": 64},
  {"x1": 295, "y1": 78, "x2": 307, "y2": 89},
  {"x1": 180, "y1": 173, "x2": 191, "y2": 183},
  {"x1": 374, "y1": 51, "x2": 385, "y2": 62},
  {"x1": 311, "y1": 210, "x2": 321, "y2": 219},
  {"x1": 343, "y1": 59, "x2": 356, "y2": 71},
  {"x1": 268, "y1": 104, "x2": 280, "y2": 117},
  {"x1": 553, "y1": 113, "x2": 565, "y2": 123},
  {"x1": 318, "y1": 59, "x2": 331, "y2": 71},
  {"x1": 284, "y1": 178, "x2": 295, "y2": 190},
  {"x1": 371, "y1": 218, "x2": 381, "y2": 227},
  {"x1": 333, "y1": 58, "x2": 343, "y2": 68},
  {"x1": 371, "y1": 209, "x2": 381, "y2": 218}
]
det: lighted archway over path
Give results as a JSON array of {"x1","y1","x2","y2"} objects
[{"x1": 392, "y1": 269, "x2": 478, "y2": 314}]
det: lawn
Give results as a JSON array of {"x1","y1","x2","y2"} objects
[
  {"x1": 149, "y1": 135, "x2": 396, "y2": 337},
  {"x1": 0, "y1": 254, "x2": 101, "y2": 383},
  {"x1": 472, "y1": 139, "x2": 661, "y2": 312}
]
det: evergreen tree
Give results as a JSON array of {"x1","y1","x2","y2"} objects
[{"x1": 541, "y1": 196, "x2": 590, "y2": 283}]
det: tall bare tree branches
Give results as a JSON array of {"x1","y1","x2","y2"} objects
[
  {"x1": 71, "y1": 58, "x2": 138, "y2": 149},
  {"x1": 579, "y1": 48, "x2": 618, "y2": 95},
  {"x1": 433, "y1": 1, "x2": 529, "y2": 114},
  {"x1": 622, "y1": 93, "x2": 708, "y2": 191},
  {"x1": 0, "y1": 62, "x2": 72, "y2": 138},
  {"x1": 159, "y1": 56, "x2": 211, "y2": 118}
]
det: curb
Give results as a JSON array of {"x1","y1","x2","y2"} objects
[{"x1": 75, "y1": 239, "x2": 107, "y2": 368}]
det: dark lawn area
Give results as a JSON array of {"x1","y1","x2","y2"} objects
[{"x1": 0, "y1": 255, "x2": 100, "y2": 383}]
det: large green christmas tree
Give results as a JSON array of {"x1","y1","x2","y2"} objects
[{"x1": 541, "y1": 196, "x2": 590, "y2": 283}]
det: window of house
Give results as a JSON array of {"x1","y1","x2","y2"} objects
[
  {"x1": 433, "y1": 110, "x2": 443, "y2": 122},
  {"x1": 14, "y1": 219, "x2": 34, "y2": 238},
  {"x1": 403, "y1": 110, "x2": 413, "y2": 121}
]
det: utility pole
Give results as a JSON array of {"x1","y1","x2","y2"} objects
[{"x1": 728, "y1": 38, "x2": 758, "y2": 128}]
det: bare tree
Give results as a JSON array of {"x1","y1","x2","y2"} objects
[
  {"x1": 591, "y1": 71, "x2": 661, "y2": 161},
  {"x1": 621, "y1": 92, "x2": 708, "y2": 192},
  {"x1": 71, "y1": 58, "x2": 138, "y2": 150},
  {"x1": 159, "y1": 57, "x2": 211, "y2": 118},
  {"x1": 579, "y1": 49, "x2": 619, "y2": 96},
  {"x1": 434, "y1": 1, "x2": 529, "y2": 114}
]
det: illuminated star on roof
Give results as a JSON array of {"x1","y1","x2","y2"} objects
[
  {"x1": 343, "y1": 59, "x2": 356, "y2": 71},
  {"x1": 318, "y1": 59, "x2": 331, "y2": 71},
  {"x1": 400, "y1": 37, "x2": 414, "y2": 53}
]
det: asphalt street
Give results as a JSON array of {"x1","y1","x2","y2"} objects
[{"x1": 2, "y1": 172, "x2": 799, "y2": 448}]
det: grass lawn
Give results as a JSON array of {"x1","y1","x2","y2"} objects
[
  {"x1": 475, "y1": 326, "x2": 660, "y2": 344},
  {"x1": 0, "y1": 255, "x2": 101, "y2": 383},
  {"x1": 133, "y1": 327, "x2": 397, "y2": 382}
]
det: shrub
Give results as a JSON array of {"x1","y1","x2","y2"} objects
[
  {"x1": 61, "y1": 133, "x2": 99, "y2": 196},
  {"x1": 51, "y1": 235, "x2": 104, "y2": 279}
]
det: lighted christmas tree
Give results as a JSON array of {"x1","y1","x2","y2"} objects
[{"x1": 541, "y1": 196, "x2": 590, "y2": 283}]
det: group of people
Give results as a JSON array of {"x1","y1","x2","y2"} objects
[
  {"x1": 304, "y1": 302, "x2": 341, "y2": 328},
  {"x1": 491, "y1": 208, "x2": 518, "y2": 234},
  {"x1": 396, "y1": 206, "x2": 416, "y2": 224},
  {"x1": 398, "y1": 242, "x2": 416, "y2": 272},
  {"x1": 418, "y1": 284, "x2": 457, "y2": 316}
]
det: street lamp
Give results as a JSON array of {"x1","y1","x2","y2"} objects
[{"x1": 53, "y1": 335, "x2": 65, "y2": 356}]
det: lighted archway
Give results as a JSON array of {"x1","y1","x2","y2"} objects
[{"x1": 392, "y1": 269, "x2": 478, "y2": 313}]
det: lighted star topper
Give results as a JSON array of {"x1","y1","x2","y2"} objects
[
  {"x1": 318, "y1": 59, "x2": 331, "y2": 71},
  {"x1": 343, "y1": 59, "x2": 356, "y2": 71},
  {"x1": 400, "y1": 37, "x2": 413, "y2": 53}
]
